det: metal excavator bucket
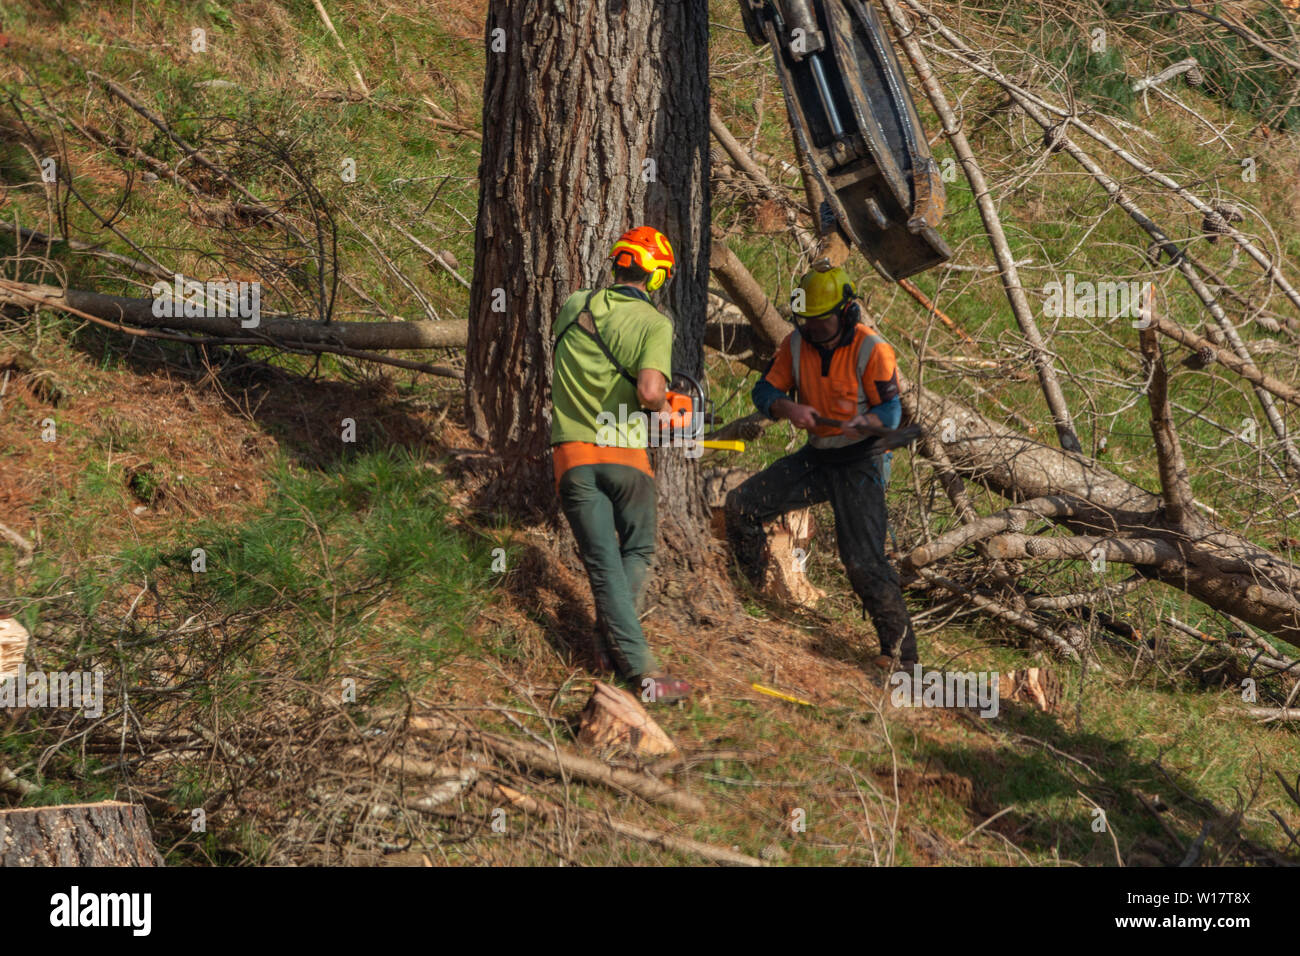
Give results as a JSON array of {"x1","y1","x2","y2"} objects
[{"x1": 740, "y1": 0, "x2": 952, "y2": 280}]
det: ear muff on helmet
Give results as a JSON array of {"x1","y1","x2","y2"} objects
[{"x1": 646, "y1": 266, "x2": 668, "y2": 292}]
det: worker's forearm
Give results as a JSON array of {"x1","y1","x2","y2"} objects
[
  {"x1": 868, "y1": 396, "x2": 901, "y2": 429},
  {"x1": 753, "y1": 377, "x2": 790, "y2": 418}
]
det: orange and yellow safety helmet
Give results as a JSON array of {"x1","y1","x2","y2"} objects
[{"x1": 610, "y1": 226, "x2": 675, "y2": 292}]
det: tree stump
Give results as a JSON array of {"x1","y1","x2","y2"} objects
[
  {"x1": 0, "y1": 617, "x2": 27, "y2": 679},
  {"x1": 1000, "y1": 668, "x2": 1061, "y2": 713},
  {"x1": 578, "y1": 681, "x2": 678, "y2": 758},
  {"x1": 760, "y1": 508, "x2": 826, "y2": 608},
  {"x1": 0, "y1": 802, "x2": 164, "y2": 866}
]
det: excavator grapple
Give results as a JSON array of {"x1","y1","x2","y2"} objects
[{"x1": 740, "y1": 0, "x2": 952, "y2": 280}]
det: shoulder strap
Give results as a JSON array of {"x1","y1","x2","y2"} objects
[{"x1": 554, "y1": 290, "x2": 638, "y2": 386}]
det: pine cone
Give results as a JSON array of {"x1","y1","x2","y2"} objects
[
  {"x1": 1181, "y1": 345, "x2": 1216, "y2": 370},
  {"x1": 1202, "y1": 202, "x2": 1243, "y2": 243}
]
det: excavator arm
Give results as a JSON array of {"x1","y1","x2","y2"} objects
[{"x1": 739, "y1": 0, "x2": 952, "y2": 280}]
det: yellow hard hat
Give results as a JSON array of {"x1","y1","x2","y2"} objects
[{"x1": 792, "y1": 263, "x2": 856, "y2": 319}]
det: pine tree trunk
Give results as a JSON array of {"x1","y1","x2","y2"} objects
[{"x1": 466, "y1": 1, "x2": 720, "y2": 596}]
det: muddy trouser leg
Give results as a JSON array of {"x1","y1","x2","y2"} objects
[
  {"x1": 724, "y1": 446, "x2": 827, "y2": 587},
  {"x1": 559, "y1": 464, "x2": 659, "y2": 679},
  {"x1": 824, "y1": 455, "x2": 918, "y2": 664}
]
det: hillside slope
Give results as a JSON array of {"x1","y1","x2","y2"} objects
[{"x1": 0, "y1": 0, "x2": 1297, "y2": 865}]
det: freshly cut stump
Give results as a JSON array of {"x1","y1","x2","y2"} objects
[
  {"x1": 0, "y1": 617, "x2": 28, "y2": 679},
  {"x1": 1000, "y1": 669, "x2": 1061, "y2": 713},
  {"x1": 761, "y1": 508, "x2": 825, "y2": 608},
  {"x1": 0, "y1": 801, "x2": 164, "y2": 866},
  {"x1": 578, "y1": 681, "x2": 678, "y2": 757}
]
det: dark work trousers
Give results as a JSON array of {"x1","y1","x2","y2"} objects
[
  {"x1": 725, "y1": 443, "x2": 919, "y2": 663},
  {"x1": 558, "y1": 463, "x2": 659, "y2": 679}
]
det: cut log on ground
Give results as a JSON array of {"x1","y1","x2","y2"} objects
[
  {"x1": 578, "y1": 681, "x2": 679, "y2": 758},
  {"x1": 0, "y1": 802, "x2": 163, "y2": 866}
]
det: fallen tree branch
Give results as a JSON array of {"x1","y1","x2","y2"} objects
[
  {"x1": 913, "y1": 566, "x2": 1083, "y2": 661},
  {"x1": 905, "y1": 378, "x2": 1300, "y2": 648},
  {"x1": 310, "y1": 0, "x2": 371, "y2": 97},
  {"x1": 1140, "y1": 318, "x2": 1194, "y2": 527},
  {"x1": 1146, "y1": 311, "x2": 1300, "y2": 408},
  {"x1": 406, "y1": 713, "x2": 706, "y2": 817},
  {"x1": 1131, "y1": 57, "x2": 1202, "y2": 93},
  {"x1": 0, "y1": 278, "x2": 466, "y2": 349},
  {"x1": 710, "y1": 107, "x2": 815, "y2": 254},
  {"x1": 904, "y1": 495, "x2": 1079, "y2": 569},
  {"x1": 709, "y1": 240, "x2": 791, "y2": 349},
  {"x1": 477, "y1": 779, "x2": 764, "y2": 866},
  {"x1": 1163, "y1": 616, "x2": 1300, "y2": 675},
  {"x1": 983, "y1": 533, "x2": 1182, "y2": 566}
]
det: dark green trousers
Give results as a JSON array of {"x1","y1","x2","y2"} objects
[
  {"x1": 724, "y1": 444, "x2": 918, "y2": 663},
  {"x1": 558, "y1": 463, "x2": 658, "y2": 678}
]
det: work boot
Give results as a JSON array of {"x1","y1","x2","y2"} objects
[
  {"x1": 871, "y1": 653, "x2": 920, "y2": 675},
  {"x1": 633, "y1": 672, "x2": 693, "y2": 704},
  {"x1": 592, "y1": 645, "x2": 616, "y2": 676}
]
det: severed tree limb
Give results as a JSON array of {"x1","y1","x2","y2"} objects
[
  {"x1": 904, "y1": 496, "x2": 1079, "y2": 569},
  {"x1": 1232, "y1": 707, "x2": 1300, "y2": 722},
  {"x1": 85, "y1": 72, "x2": 374, "y2": 316},
  {"x1": 1164, "y1": 4, "x2": 1300, "y2": 72},
  {"x1": 0, "y1": 279, "x2": 467, "y2": 349},
  {"x1": 1139, "y1": 320, "x2": 1194, "y2": 527},
  {"x1": 1163, "y1": 616, "x2": 1300, "y2": 675},
  {"x1": 905, "y1": 379, "x2": 1300, "y2": 649},
  {"x1": 896, "y1": 277, "x2": 975, "y2": 346},
  {"x1": 895, "y1": 9, "x2": 1300, "y2": 470},
  {"x1": 983, "y1": 533, "x2": 1183, "y2": 567},
  {"x1": 0, "y1": 221, "x2": 172, "y2": 280},
  {"x1": 310, "y1": 0, "x2": 371, "y2": 97},
  {"x1": 1146, "y1": 311, "x2": 1300, "y2": 409},
  {"x1": 1025, "y1": 574, "x2": 1148, "y2": 611},
  {"x1": 708, "y1": 240, "x2": 791, "y2": 348},
  {"x1": 879, "y1": 0, "x2": 1082, "y2": 454}
]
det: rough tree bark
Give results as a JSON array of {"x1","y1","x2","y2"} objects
[
  {"x1": 465, "y1": 0, "x2": 717, "y2": 584},
  {"x1": 0, "y1": 802, "x2": 163, "y2": 866}
]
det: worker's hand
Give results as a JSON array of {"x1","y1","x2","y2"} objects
[
  {"x1": 842, "y1": 412, "x2": 883, "y2": 439},
  {"x1": 783, "y1": 403, "x2": 820, "y2": 431}
]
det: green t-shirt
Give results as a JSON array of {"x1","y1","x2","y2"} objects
[{"x1": 551, "y1": 287, "x2": 674, "y2": 448}]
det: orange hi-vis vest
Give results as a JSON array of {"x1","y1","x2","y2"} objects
[{"x1": 762, "y1": 323, "x2": 901, "y2": 450}]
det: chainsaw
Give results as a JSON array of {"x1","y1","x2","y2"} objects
[{"x1": 661, "y1": 371, "x2": 748, "y2": 452}]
